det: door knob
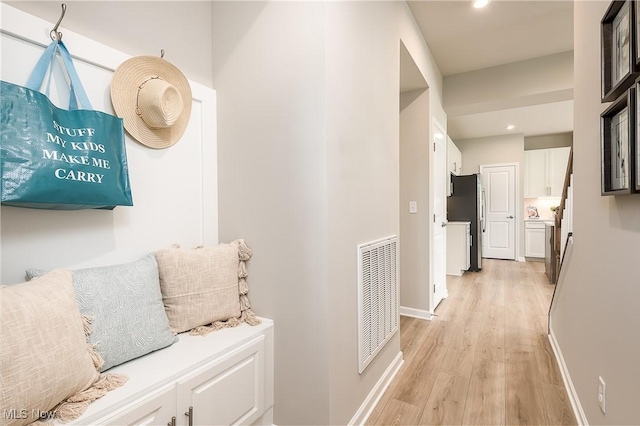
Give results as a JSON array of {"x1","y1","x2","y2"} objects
[{"x1": 506, "y1": 215, "x2": 514, "y2": 219}]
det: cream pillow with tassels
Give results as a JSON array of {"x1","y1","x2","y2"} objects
[
  {"x1": 0, "y1": 270, "x2": 126, "y2": 425},
  {"x1": 155, "y1": 239, "x2": 261, "y2": 336}
]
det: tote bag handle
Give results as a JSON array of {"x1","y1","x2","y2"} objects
[{"x1": 25, "y1": 40, "x2": 93, "y2": 111}]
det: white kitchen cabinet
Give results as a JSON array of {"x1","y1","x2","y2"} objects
[
  {"x1": 525, "y1": 220, "x2": 546, "y2": 258},
  {"x1": 524, "y1": 147, "x2": 571, "y2": 198},
  {"x1": 447, "y1": 136, "x2": 463, "y2": 196},
  {"x1": 447, "y1": 222, "x2": 471, "y2": 275},
  {"x1": 448, "y1": 136, "x2": 462, "y2": 176},
  {"x1": 71, "y1": 321, "x2": 274, "y2": 426},
  {"x1": 524, "y1": 149, "x2": 547, "y2": 197}
]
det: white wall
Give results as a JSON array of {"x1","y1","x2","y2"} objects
[
  {"x1": 444, "y1": 51, "x2": 574, "y2": 116},
  {"x1": 212, "y1": 1, "x2": 446, "y2": 424},
  {"x1": 325, "y1": 3, "x2": 403, "y2": 422},
  {"x1": 550, "y1": 2, "x2": 640, "y2": 425},
  {"x1": 525, "y1": 132, "x2": 573, "y2": 150},
  {"x1": 4, "y1": 1, "x2": 214, "y2": 87},
  {"x1": 455, "y1": 134, "x2": 525, "y2": 260},
  {"x1": 1, "y1": 3, "x2": 217, "y2": 284},
  {"x1": 211, "y1": 3, "x2": 330, "y2": 424}
]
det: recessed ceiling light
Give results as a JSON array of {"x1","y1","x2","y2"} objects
[
  {"x1": 473, "y1": 0, "x2": 489, "y2": 9},
  {"x1": 506, "y1": 125, "x2": 515, "y2": 130}
]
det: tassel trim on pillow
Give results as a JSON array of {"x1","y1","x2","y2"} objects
[
  {"x1": 239, "y1": 278, "x2": 249, "y2": 295},
  {"x1": 81, "y1": 315, "x2": 93, "y2": 338},
  {"x1": 233, "y1": 241, "x2": 261, "y2": 327},
  {"x1": 190, "y1": 240, "x2": 261, "y2": 336},
  {"x1": 238, "y1": 261, "x2": 248, "y2": 279},
  {"x1": 232, "y1": 239, "x2": 253, "y2": 261},
  {"x1": 35, "y1": 315, "x2": 130, "y2": 424},
  {"x1": 52, "y1": 373, "x2": 128, "y2": 423}
]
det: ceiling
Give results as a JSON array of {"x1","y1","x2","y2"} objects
[{"x1": 406, "y1": 0, "x2": 575, "y2": 141}]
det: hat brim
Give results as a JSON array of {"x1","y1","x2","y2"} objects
[{"x1": 111, "y1": 56, "x2": 192, "y2": 149}]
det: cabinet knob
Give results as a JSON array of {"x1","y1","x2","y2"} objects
[
  {"x1": 506, "y1": 215, "x2": 514, "y2": 219},
  {"x1": 167, "y1": 417, "x2": 176, "y2": 426}
]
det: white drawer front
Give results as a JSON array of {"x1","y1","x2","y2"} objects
[
  {"x1": 82, "y1": 384, "x2": 177, "y2": 426},
  {"x1": 525, "y1": 221, "x2": 545, "y2": 230}
]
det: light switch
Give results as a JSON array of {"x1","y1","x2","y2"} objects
[{"x1": 409, "y1": 201, "x2": 418, "y2": 214}]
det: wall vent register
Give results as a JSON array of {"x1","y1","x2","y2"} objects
[{"x1": 357, "y1": 236, "x2": 399, "y2": 374}]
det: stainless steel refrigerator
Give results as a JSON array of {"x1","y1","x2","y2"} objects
[{"x1": 447, "y1": 173, "x2": 484, "y2": 271}]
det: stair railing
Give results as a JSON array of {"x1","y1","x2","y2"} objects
[{"x1": 554, "y1": 147, "x2": 573, "y2": 279}]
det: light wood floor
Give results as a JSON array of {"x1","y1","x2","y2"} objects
[{"x1": 366, "y1": 259, "x2": 576, "y2": 426}]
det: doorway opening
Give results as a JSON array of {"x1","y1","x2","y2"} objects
[{"x1": 398, "y1": 40, "x2": 431, "y2": 321}]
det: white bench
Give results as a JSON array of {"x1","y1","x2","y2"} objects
[{"x1": 68, "y1": 319, "x2": 274, "y2": 426}]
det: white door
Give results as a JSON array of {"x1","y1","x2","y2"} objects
[
  {"x1": 480, "y1": 164, "x2": 517, "y2": 260},
  {"x1": 432, "y1": 124, "x2": 448, "y2": 309}
]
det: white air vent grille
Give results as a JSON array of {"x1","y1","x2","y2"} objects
[{"x1": 358, "y1": 235, "x2": 399, "y2": 374}]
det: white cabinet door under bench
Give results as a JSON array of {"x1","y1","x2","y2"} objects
[
  {"x1": 177, "y1": 336, "x2": 266, "y2": 426},
  {"x1": 69, "y1": 320, "x2": 274, "y2": 426}
]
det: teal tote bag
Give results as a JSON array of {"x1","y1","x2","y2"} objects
[{"x1": 1, "y1": 40, "x2": 133, "y2": 210}]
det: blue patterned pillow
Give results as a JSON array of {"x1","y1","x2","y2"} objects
[{"x1": 26, "y1": 254, "x2": 177, "y2": 371}]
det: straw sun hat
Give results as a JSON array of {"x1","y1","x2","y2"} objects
[{"x1": 111, "y1": 55, "x2": 192, "y2": 149}]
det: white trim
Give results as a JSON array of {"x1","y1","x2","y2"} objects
[
  {"x1": 399, "y1": 306, "x2": 433, "y2": 320},
  {"x1": 349, "y1": 352, "x2": 404, "y2": 426},
  {"x1": 430, "y1": 118, "x2": 448, "y2": 312},
  {"x1": 548, "y1": 330, "x2": 588, "y2": 426},
  {"x1": 517, "y1": 256, "x2": 526, "y2": 262}
]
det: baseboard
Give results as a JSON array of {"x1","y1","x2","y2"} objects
[
  {"x1": 399, "y1": 306, "x2": 432, "y2": 320},
  {"x1": 548, "y1": 329, "x2": 589, "y2": 426},
  {"x1": 517, "y1": 256, "x2": 526, "y2": 262},
  {"x1": 349, "y1": 351, "x2": 404, "y2": 426}
]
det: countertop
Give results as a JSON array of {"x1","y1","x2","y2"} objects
[{"x1": 525, "y1": 217, "x2": 554, "y2": 224}]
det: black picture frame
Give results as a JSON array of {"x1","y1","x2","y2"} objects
[
  {"x1": 601, "y1": 87, "x2": 635, "y2": 195},
  {"x1": 602, "y1": 0, "x2": 637, "y2": 102},
  {"x1": 636, "y1": 80, "x2": 640, "y2": 191},
  {"x1": 636, "y1": 0, "x2": 640, "y2": 65}
]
